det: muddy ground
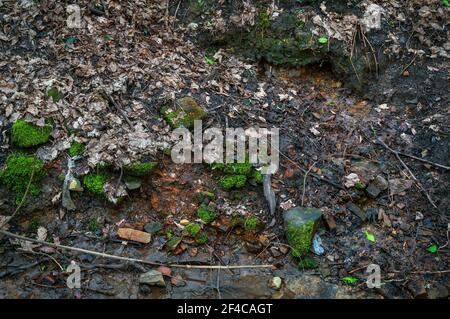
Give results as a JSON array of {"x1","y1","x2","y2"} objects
[{"x1": 0, "y1": 1, "x2": 449, "y2": 299}]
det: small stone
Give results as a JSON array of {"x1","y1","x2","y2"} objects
[
  {"x1": 124, "y1": 177, "x2": 141, "y2": 190},
  {"x1": 139, "y1": 284, "x2": 152, "y2": 295},
  {"x1": 407, "y1": 280, "x2": 427, "y2": 299},
  {"x1": 68, "y1": 178, "x2": 83, "y2": 192},
  {"x1": 270, "y1": 246, "x2": 282, "y2": 257},
  {"x1": 346, "y1": 203, "x2": 366, "y2": 221},
  {"x1": 427, "y1": 284, "x2": 449, "y2": 299},
  {"x1": 402, "y1": 70, "x2": 410, "y2": 77},
  {"x1": 117, "y1": 228, "x2": 151, "y2": 244},
  {"x1": 389, "y1": 178, "x2": 413, "y2": 195},
  {"x1": 365, "y1": 208, "x2": 378, "y2": 222},
  {"x1": 344, "y1": 173, "x2": 360, "y2": 188},
  {"x1": 139, "y1": 270, "x2": 165, "y2": 287},
  {"x1": 144, "y1": 221, "x2": 163, "y2": 234},
  {"x1": 279, "y1": 245, "x2": 289, "y2": 255},
  {"x1": 397, "y1": 203, "x2": 406, "y2": 209},
  {"x1": 323, "y1": 214, "x2": 336, "y2": 231},
  {"x1": 365, "y1": 183, "x2": 381, "y2": 198},
  {"x1": 244, "y1": 240, "x2": 263, "y2": 254},
  {"x1": 270, "y1": 277, "x2": 282, "y2": 290},
  {"x1": 188, "y1": 247, "x2": 198, "y2": 257},
  {"x1": 284, "y1": 168, "x2": 295, "y2": 179}
]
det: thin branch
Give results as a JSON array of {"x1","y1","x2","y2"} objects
[
  {"x1": 0, "y1": 229, "x2": 273, "y2": 270},
  {"x1": 377, "y1": 138, "x2": 437, "y2": 208},
  {"x1": 301, "y1": 161, "x2": 317, "y2": 206}
]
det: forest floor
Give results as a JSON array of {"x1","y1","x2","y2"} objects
[{"x1": 0, "y1": 1, "x2": 448, "y2": 299}]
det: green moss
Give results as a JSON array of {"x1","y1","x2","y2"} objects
[
  {"x1": 160, "y1": 96, "x2": 207, "y2": 129},
  {"x1": 184, "y1": 223, "x2": 201, "y2": 237},
  {"x1": 197, "y1": 206, "x2": 216, "y2": 224},
  {"x1": 244, "y1": 216, "x2": 259, "y2": 232},
  {"x1": 231, "y1": 214, "x2": 245, "y2": 228},
  {"x1": 11, "y1": 119, "x2": 52, "y2": 147},
  {"x1": 286, "y1": 220, "x2": 315, "y2": 257},
  {"x1": 68, "y1": 141, "x2": 85, "y2": 157},
  {"x1": 124, "y1": 161, "x2": 158, "y2": 176},
  {"x1": 298, "y1": 257, "x2": 319, "y2": 269},
  {"x1": 251, "y1": 170, "x2": 263, "y2": 184},
  {"x1": 88, "y1": 218, "x2": 99, "y2": 232},
  {"x1": 83, "y1": 173, "x2": 109, "y2": 196},
  {"x1": 223, "y1": 162, "x2": 252, "y2": 175},
  {"x1": 354, "y1": 181, "x2": 366, "y2": 190},
  {"x1": 219, "y1": 175, "x2": 247, "y2": 189},
  {"x1": 0, "y1": 154, "x2": 47, "y2": 203},
  {"x1": 196, "y1": 233, "x2": 209, "y2": 245}
]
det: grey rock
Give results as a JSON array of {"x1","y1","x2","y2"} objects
[
  {"x1": 346, "y1": 203, "x2": 366, "y2": 221},
  {"x1": 139, "y1": 270, "x2": 165, "y2": 287},
  {"x1": 366, "y1": 175, "x2": 388, "y2": 198},
  {"x1": 427, "y1": 284, "x2": 449, "y2": 299}
]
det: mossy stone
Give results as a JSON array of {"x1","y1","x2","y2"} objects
[
  {"x1": 244, "y1": 216, "x2": 260, "y2": 232},
  {"x1": 160, "y1": 96, "x2": 207, "y2": 129},
  {"x1": 284, "y1": 207, "x2": 322, "y2": 258},
  {"x1": 0, "y1": 154, "x2": 47, "y2": 203},
  {"x1": 184, "y1": 223, "x2": 201, "y2": 237},
  {"x1": 11, "y1": 119, "x2": 52, "y2": 147}
]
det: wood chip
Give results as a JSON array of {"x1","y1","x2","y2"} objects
[{"x1": 117, "y1": 228, "x2": 151, "y2": 244}]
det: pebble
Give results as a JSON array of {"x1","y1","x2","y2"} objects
[
  {"x1": 139, "y1": 270, "x2": 165, "y2": 287},
  {"x1": 117, "y1": 228, "x2": 151, "y2": 244}
]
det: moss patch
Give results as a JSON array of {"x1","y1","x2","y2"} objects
[
  {"x1": 298, "y1": 256, "x2": 319, "y2": 269},
  {"x1": 286, "y1": 220, "x2": 315, "y2": 257},
  {"x1": 197, "y1": 206, "x2": 217, "y2": 224},
  {"x1": 124, "y1": 161, "x2": 158, "y2": 176},
  {"x1": 244, "y1": 216, "x2": 259, "y2": 232},
  {"x1": 219, "y1": 174, "x2": 247, "y2": 189},
  {"x1": 0, "y1": 154, "x2": 47, "y2": 203},
  {"x1": 83, "y1": 173, "x2": 109, "y2": 196},
  {"x1": 68, "y1": 141, "x2": 85, "y2": 157},
  {"x1": 184, "y1": 222, "x2": 201, "y2": 237},
  {"x1": 11, "y1": 119, "x2": 52, "y2": 147}
]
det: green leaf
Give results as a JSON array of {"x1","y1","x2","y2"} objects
[
  {"x1": 341, "y1": 276, "x2": 358, "y2": 284},
  {"x1": 318, "y1": 37, "x2": 328, "y2": 44},
  {"x1": 364, "y1": 230, "x2": 376, "y2": 242},
  {"x1": 427, "y1": 244, "x2": 438, "y2": 253},
  {"x1": 442, "y1": 0, "x2": 449, "y2": 7},
  {"x1": 204, "y1": 55, "x2": 214, "y2": 65}
]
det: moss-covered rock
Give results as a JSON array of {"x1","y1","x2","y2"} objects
[
  {"x1": 197, "y1": 205, "x2": 217, "y2": 224},
  {"x1": 83, "y1": 173, "x2": 109, "y2": 196},
  {"x1": 284, "y1": 207, "x2": 322, "y2": 258},
  {"x1": 0, "y1": 154, "x2": 47, "y2": 203},
  {"x1": 184, "y1": 222, "x2": 201, "y2": 237},
  {"x1": 68, "y1": 141, "x2": 85, "y2": 157},
  {"x1": 11, "y1": 119, "x2": 52, "y2": 147},
  {"x1": 219, "y1": 174, "x2": 247, "y2": 189},
  {"x1": 124, "y1": 161, "x2": 158, "y2": 176},
  {"x1": 160, "y1": 96, "x2": 207, "y2": 129}
]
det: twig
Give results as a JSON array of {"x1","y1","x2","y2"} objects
[
  {"x1": 0, "y1": 230, "x2": 273, "y2": 270},
  {"x1": 101, "y1": 90, "x2": 134, "y2": 129},
  {"x1": 377, "y1": 138, "x2": 437, "y2": 208},
  {"x1": 396, "y1": 151, "x2": 449, "y2": 170},
  {"x1": 301, "y1": 161, "x2": 317, "y2": 206},
  {"x1": 0, "y1": 168, "x2": 35, "y2": 229},
  {"x1": 400, "y1": 53, "x2": 418, "y2": 75}
]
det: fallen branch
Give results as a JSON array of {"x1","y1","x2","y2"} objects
[
  {"x1": 0, "y1": 229, "x2": 273, "y2": 270},
  {"x1": 396, "y1": 151, "x2": 449, "y2": 171},
  {"x1": 377, "y1": 138, "x2": 437, "y2": 209},
  {"x1": 101, "y1": 90, "x2": 134, "y2": 129}
]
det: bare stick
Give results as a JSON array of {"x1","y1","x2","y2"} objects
[
  {"x1": 101, "y1": 90, "x2": 134, "y2": 129},
  {"x1": 396, "y1": 151, "x2": 449, "y2": 170},
  {"x1": 377, "y1": 138, "x2": 437, "y2": 208},
  {"x1": 0, "y1": 230, "x2": 273, "y2": 270}
]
